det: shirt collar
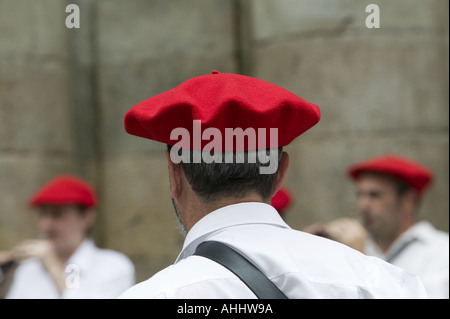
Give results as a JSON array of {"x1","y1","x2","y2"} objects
[{"x1": 175, "y1": 202, "x2": 290, "y2": 262}]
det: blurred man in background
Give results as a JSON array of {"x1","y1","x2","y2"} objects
[
  {"x1": 347, "y1": 154, "x2": 449, "y2": 299},
  {"x1": 1, "y1": 174, "x2": 135, "y2": 298},
  {"x1": 308, "y1": 154, "x2": 449, "y2": 299}
]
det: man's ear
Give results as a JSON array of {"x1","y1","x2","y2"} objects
[
  {"x1": 272, "y1": 151, "x2": 290, "y2": 197},
  {"x1": 166, "y1": 150, "x2": 183, "y2": 200},
  {"x1": 82, "y1": 208, "x2": 97, "y2": 231},
  {"x1": 399, "y1": 188, "x2": 420, "y2": 217}
]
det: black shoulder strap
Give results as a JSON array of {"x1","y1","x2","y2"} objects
[{"x1": 194, "y1": 241, "x2": 288, "y2": 299}]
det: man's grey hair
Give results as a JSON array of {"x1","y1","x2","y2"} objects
[{"x1": 167, "y1": 145, "x2": 283, "y2": 204}]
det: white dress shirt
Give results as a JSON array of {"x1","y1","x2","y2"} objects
[
  {"x1": 119, "y1": 202, "x2": 427, "y2": 299},
  {"x1": 365, "y1": 221, "x2": 449, "y2": 299},
  {"x1": 6, "y1": 238, "x2": 135, "y2": 299}
]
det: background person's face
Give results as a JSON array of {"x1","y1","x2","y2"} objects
[
  {"x1": 355, "y1": 173, "x2": 402, "y2": 242},
  {"x1": 35, "y1": 205, "x2": 91, "y2": 255}
]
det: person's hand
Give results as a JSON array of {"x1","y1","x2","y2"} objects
[
  {"x1": 11, "y1": 239, "x2": 63, "y2": 275},
  {"x1": 0, "y1": 251, "x2": 14, "y2": 266},
  {"x1": 302, "y1": 223, "x2": 331, "y2": 239},
  {"x1": 11, "y1": 239, "x2": 65, "y2": 294},
  {"x1": 11, "y1": 239, "x2": 56, "y2": 264},
  {"x1": 303, "y1": 218, "x2": 367, "y2": 253},
  {"x1": 0, "y1": 250, "x2": 18, "y2": 298},
  {"x1": 322, "y1": 218, "x2": 367, "y2": 253}
]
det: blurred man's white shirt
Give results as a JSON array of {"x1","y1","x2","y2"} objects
[{"x1": 6, "y1": 238, "x2": 135, "y2": 299}]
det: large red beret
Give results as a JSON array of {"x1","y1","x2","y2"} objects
[
  {"x1": 347, "y1": 154, "x2": 433, "y2": 195},
  {"x1": 29, "y1": 175, "x2": 97, "y2": 208},
  {"x1": 271, "y1": 187, "x2": 293, "y2": 215},
  {"x1": 124, "y1": 71, "x2": 320, "y2": 151}
]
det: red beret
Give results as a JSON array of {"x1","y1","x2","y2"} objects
[
  {"x1": 347, "y1": 154, "x2": 433, "y2": 195},
  {"x1": 29, "y1": 175, "x2": 97, "y2": 208},
  {"x1": 271, "y1": 187, "x2": 293, "y2": 214},
  {"x1": 124, "y1": 71, "x2": 320, "y2": 151}
]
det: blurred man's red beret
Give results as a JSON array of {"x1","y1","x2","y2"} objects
[
  {"x1": 271, "y1": 187, "x2": 294, "y2": 215},
  {"x1": 29, "y1": 175, "x2": 97, "y2": 208},
  {"x1": 347, "y1": 154, "x2": 433, "y2": 195},
  {"x1": 124, "y1": 71, "x2": 320, "y2": 151}
]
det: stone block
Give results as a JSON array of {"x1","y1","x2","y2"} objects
[
  {"x1": 96, "y1": 0, "x2": 234, "y2": 62},
  {"x1": 95, "y1": 0, "x2": 237, "y2": 156},
  {"x1": 0, "y1": 0, "x2": 69, "y2": 59},
  {"x1": 0, "y1": 59, "x2": 74, "y2": 153}
]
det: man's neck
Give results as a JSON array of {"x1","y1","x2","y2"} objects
[
  {"x1": 374, "y1": 220, "x2": 416, "y2": 254},
  {"x1": 56, "y1": 237, "x2": 85, "y2": 264},
  {"x1": 184, "y1": 194, "x2": 267, "y2": 233},
  {"x1": 204, "y1": 195, "x2": 267, "y2": 214}
]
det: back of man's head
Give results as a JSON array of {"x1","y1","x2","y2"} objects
[{"x1": 169, "y1": 145, "x2": 283, "y2": 204}]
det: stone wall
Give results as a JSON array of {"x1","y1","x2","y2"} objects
[{"x1": 0, "y1": 0, "x2": 448, "y2": 283}]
